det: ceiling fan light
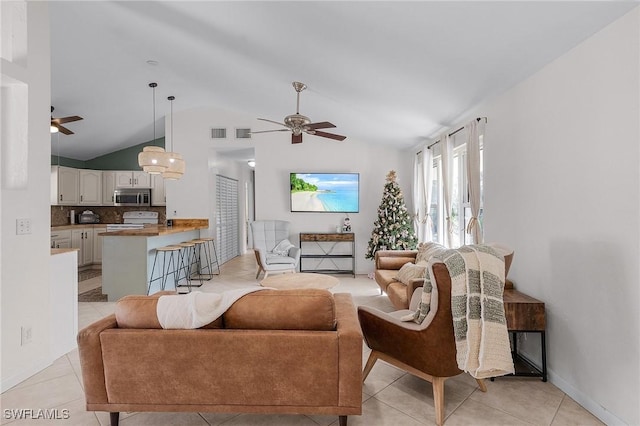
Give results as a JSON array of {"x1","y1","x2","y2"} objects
[
  {"x1": 247, "y1": 160, "x2": 255, "y2": 168},
  {"x1": 138, "y1": 146, "x2": 168, "y2": 174},
  {"x1": 50, "y1": 124, "x2": 59, "y2": 133}
]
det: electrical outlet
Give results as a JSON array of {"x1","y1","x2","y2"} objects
[
  {"x1": 16, "y1": 218, "x2": 32, "y2": 235},
  {"x1": 21, "y1": 326, "x2": 32, "y2": 345}
]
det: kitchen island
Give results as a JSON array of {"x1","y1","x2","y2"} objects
[{"x1": 100, "y1": 220, "x2": 209, "y2": 301}]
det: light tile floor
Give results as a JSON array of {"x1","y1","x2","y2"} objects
[{"x1": 1, "y1": 252, "x2": 604, "y2": 426}]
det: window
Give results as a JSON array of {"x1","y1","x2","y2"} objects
[{"x1": 425, "y1": 134, "x2": 483, "y2": 248}]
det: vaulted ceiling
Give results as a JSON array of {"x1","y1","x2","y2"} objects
[{"x1": 50, "y1": 1, "x2": 637, "y2": 160}]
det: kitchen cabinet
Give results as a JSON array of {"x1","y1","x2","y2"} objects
[
  {"x1": 151, "y1": 174, "x2": 166, "y2": 206},
  {"x1": 79, "y1": 170, "x2": 102, "y2": 205},
  {"x1": 72, "y1": 228, "x2": 94, "y2": 266},
  {"x1": 115, "y1": 171, "x2": 151, "y2": 188},
  {"x1": 51, "y1": 166, "x2": 79, "y2": 205},
  {"x1": 51, "y1": 229, "x2": 72, "y2": 248},
  {"x1": 102, "y1": 171, "x2": 116, "y2": 205},
  {"x1": 92, "y1": 227, "x2": 106, "y2": 263}
]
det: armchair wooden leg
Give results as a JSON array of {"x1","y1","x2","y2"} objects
[
  {"x1": 339, "y1": 415, "x2": 347, "y2": 426},
  {"x1": 362, "y1": 351, "x2": 379, "y2": 382},
  {"x1": 109, "y1": 412, "x2": 120, "y2": 426},
  {"x1": 432, "y1": 377, "x2": 446, "y2": 426},
  {"x1": 476, "y1": 378, "x2": 487, "y2": 392}
]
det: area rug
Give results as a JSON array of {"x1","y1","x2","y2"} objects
[
  {"x1": 78, "y1": 287, "x2": 108, "y2": 302},
  {"x1": 78, "y1": 269, "x2": 102, "y2": 282}
]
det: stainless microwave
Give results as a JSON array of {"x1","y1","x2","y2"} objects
[{"x1": 114, "y1": 188, "x2": 151, "y2": 206}]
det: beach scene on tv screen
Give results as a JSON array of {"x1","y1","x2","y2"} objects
[{"x1": 290, "y1": 173, "x2": 359, "y2": 212}]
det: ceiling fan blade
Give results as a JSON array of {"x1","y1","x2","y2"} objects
[
  {"x1": 314, "y1": 130, "x2": 346, "y2": 141},
  {"x1": 55, "y1": 116, "x2": 83, "y2": 124},
  {"x1": 250, "y1": 129, "x2": 290, "y2": 134},
  {"x1": 257, "y1": 118, "x2": 288, "y2": 128},
  {"x1": 292, "y1": 133, "x2": 303, "y2": 144},
  {"x1": 57, "y1": 125, "x2": 74, "y2": 135},
  {"x1": 305, "y1": 121, "x2": 336, "y2": 130}
]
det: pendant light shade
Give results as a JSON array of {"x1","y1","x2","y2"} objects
[
  {"x1": 138, "y1": 82, "x2": 169, "y2": 174},
  {"x1": 162, "y1": 153, "x2": 186, "y2": 180},
  {"x1": 161, "y1": 95, "x2": 185, "y2": 180},
  {"x1": 138, "y1": 146, "x2": 169, "y2": 174}
]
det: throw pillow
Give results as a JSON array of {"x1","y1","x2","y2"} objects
[
  {"x1": 272, "y1": 238, "x2": 294, "y2": 256},
  {"x1": 415, "y1": 242, "x2": 446, "y2": 264},
  {"x1": 394, "y1": 262, "x2": 426, "y2": 285}
]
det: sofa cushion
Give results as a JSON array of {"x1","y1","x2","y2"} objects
[
  {"x1": 115, "y1": 293, "x2": 223, "y2": 329},
  {"x1": 265, "y1": 253, "x2": 297, "y2": 265},
  {"x1": 395, "y1": 262, "x2": 426, "y2": 285},
  {"x1": 386, "y1": 281, "x2": 410, "y2": 310},
  {"x1": 376, "y1": 254, "x2": 416, "y2": 270},
  {"x1": 224, "y1": 289, "x2": 336, "y2": 331},
  {"x1": 374, "y1": 269, "x2": 399, "y2": 291}
]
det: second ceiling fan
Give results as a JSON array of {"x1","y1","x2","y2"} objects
[{"x1": 253, "y1": 82, "x2": 346, "y2": 144}]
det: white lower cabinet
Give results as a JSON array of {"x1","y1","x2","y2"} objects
[
  {"x1": 71, "y1": 228, "x2": 94, "y2": 266},
  {"x1": 92, "y1": 227, "x2": 106, "y2": 263},
  {"x1": 151, "y1": 174, "x2": 166, "y2": 206}
]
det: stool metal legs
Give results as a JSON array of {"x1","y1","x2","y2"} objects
[{"x1": 147, "y1": 246, "x2": 180, "y2": 295}]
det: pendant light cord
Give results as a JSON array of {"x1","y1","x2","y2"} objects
[
  {"x1": 149, "y1": 82, "x2": 158, "y2": 143},
  {"x1": 168, "y1": 96, "x2": 175, "y2": 152}
]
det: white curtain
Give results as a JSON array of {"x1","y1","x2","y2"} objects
[
  {"x1": 465, "y1": 119, "x2": 484, "y2": 244},
  {"x1": 422, "y1": 147, "x2": 434, "y2": 242},
  {"x1": 440, "y1": 132, "x2": 454, "y2": 247},
  {"x1": 412, "y1": 153, "x2": 423, "y2": 237},
  {"x1": 413, "y1": 148, "x2": 434, "y2": 242}
]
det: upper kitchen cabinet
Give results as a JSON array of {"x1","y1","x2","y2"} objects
[
  {"x1": 51, "y1": 166, "x2": 79, "y2": 205},
  {"x1": 151, "y1": 174, "x2": 166, "y2": 206},
  {"x1": 102, "y1": 171, "x2": 116, "y2": 205},
  {"x1": 115, "y1": 171, "x2": 150, "y2": 188},
  {"x1": 79, "y1": 170, "x2": 102, "y2": 205}
]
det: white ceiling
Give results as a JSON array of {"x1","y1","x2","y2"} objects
[{"x1": 49, "y1": 1, "x2": 637, "y2": 161}]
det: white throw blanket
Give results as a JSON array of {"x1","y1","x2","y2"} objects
[
  {"x1": 156, "y1": 288, "x2": 268, "y2": 329},
  {"x1": 445, "y1": 245, "x2": 514, "y2": 379}
]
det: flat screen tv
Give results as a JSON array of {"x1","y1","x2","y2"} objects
[{"x1": 290, "y1": 173, "x2": 359, "y2": 213}]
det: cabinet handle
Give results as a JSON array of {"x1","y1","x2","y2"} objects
[
  {"x1": 60, "y1": 194, "x2": 63, "y2": 201},
  {"x1": 129, "y1": 178, "x2": 132, "y2": 185},
  {"x1": 80, "y1": 195, "x2": 83, "y2": 201}
]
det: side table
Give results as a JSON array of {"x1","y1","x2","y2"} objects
[{"x1": 499, "y1": 289, "x2": 547, "y2": 382}]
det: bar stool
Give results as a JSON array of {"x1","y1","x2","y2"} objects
[
  {"x1": 175, "y1": 241, "x2": 203, "y2": 292},
  {"x1": 189, "y1": 238, "x2": 218, "y2": 281},
  {"x1": 147, "y1": 245, "x2": 181, "y2": 295},
  {"x1": 199, "y1": 237, "x2": 220, "y2": 277}
]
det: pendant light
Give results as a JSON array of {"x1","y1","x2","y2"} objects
[
  {"x1": 138, "y1": 82, "x2": 169, "y2": 174},
  {"x1": 161, "y1": 95, "x2": 185, "y2": 180}
]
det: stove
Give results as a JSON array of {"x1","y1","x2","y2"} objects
[{"x1": 106, "y1": 211, "x2": 159, "y2": 231}]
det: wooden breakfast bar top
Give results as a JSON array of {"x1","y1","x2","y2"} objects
[{"x1": 99, "y1": 224, "x2": 208, "y2": 237}]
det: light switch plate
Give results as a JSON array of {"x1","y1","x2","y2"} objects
[{"x1": 16, "y1": 218, "x2": 32, "y2": 235}]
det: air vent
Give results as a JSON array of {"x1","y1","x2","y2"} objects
[
  {"x1": 211, "y1": 128, "x2": 227, "y2": 139},
  {"x1": 235, "y1": 128, "x2": 251, "y2": 139}
]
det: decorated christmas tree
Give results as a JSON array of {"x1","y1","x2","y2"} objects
[{"x1": 365, "y1": 170, "x2": 418, "y2": 259}]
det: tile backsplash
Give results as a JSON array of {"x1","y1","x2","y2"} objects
[{"x1": 51, "y1": 206, "x2": 167, "y2": 226}]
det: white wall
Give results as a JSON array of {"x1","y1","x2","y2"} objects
[
  {"x1": 1, "y1": 2, "x2": 53, "y2": 391},
  {"x1": 168, "y1": 106, "x2": 413, "y2": 274},
  {"x1": 477, "y1": 8, "x2": 639, "y2": 425}
]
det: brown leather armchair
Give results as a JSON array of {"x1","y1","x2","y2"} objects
[{"x1": 358, "y1": 262, "x2": 486, "y2": 426}]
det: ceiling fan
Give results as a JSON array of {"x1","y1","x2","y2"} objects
[
  {"x1": 50, "y1": 106, "x2": 83, "y2": 135},
  {"x1": 252, "y1": 82, "x2": 346, "y2": 144}
]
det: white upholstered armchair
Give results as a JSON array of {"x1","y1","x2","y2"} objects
[{"x1": 250, "y1": 220, "x2": 301, "y2": 279}]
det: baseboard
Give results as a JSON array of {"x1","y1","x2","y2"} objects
[
  {"x1": 546, "y1": 367, "x2": 626, "y2": 425},
  {"x1": 1, "y1": 356, "x2": 52, "y2": 393}
]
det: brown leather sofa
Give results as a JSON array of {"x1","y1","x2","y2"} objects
[
  {"x1": 374, "y1": 244, "x2": 514, "y2": 310},
  {"x1": 374, "y1": 249, "x2": 423, "y2": 309},
  {"x1": 77, "y1": 289, "x2": 362, "y2": 426}
]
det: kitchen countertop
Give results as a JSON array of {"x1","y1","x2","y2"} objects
[
  {"x1": 51, "y1": 248, "x2": 80, "y2": 255},
  {"x1": 99, "y1": 224, "x2": 208, "y2": 237},
  {"x1": 52, "y1": 223, "x2": 111, "y2": 230}
]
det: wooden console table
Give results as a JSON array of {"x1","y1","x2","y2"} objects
[
  {"x1": 500, "y1": 289, "x2": 547, "y2": 381},
  {"x1": 299, "y1": 233, "x2": 355, "y2": 277}
]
